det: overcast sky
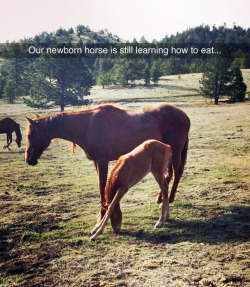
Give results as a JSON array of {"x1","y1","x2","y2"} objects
[{"x1": 1, "y1": 0, "x2": 250, "y2": 42}]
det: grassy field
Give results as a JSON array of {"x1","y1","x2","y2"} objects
[{"x1": 0, "y1": 71, "x2": 249, "y2": 286}]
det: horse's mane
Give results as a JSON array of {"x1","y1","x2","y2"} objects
[
  {"x1": 13, "y1": 121, "x2": 22, "y2": 140},
  {"x1": 6, "y1": 118, "x2": 22, "y2": 142}
]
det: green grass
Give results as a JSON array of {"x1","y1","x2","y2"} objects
[{"x1": 0, "y1": 71, "x2": 250, "y2": 286}]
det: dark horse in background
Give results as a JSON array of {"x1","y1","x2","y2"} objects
[
  {"x1": 25, "y1": 104, "x2": 190, "y2": 224},
  {"x1": 0, "y1": 117, "x2": 22, "y2": 150}
]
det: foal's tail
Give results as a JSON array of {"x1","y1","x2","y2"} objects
[
  {"x1": 104, "y1": 160, "x2": 123, "y2": 232},
  {"x1": 105, "y1": 162, "x2": 121, "y2": 205}
]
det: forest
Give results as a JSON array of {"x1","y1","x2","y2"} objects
[{"x1": 0, "y1": 24, "x2": 249, "y2": 109}]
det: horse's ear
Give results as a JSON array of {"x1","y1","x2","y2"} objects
[
  {"x1": 25, "y1": 116, "x2": 35, "y2": 125},
  {"x1": 35, "y1": 114, "x2": 40, "y2": 119}
]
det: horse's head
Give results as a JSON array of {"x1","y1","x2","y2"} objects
[{"x1": 25, "y1": 116, "x2": 51, "y2": 166}]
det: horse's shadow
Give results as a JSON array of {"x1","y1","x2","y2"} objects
[
  {"x1": 0, "y1": 148, "x2": 25, "y2": 154},
  {"x1": 118, "y1": 205, "x2": 250, "y2": 245}
]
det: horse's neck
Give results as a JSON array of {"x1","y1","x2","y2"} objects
[
  {"x1": 48, "y1": 113, "x2": 88, "y2": 144},
  {"x1": 13, "y1": 122, "x2": 21, "y2": 138}
]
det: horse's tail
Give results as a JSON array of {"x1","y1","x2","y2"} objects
[
  {"x1": 180, "y1": 114, "x2": 190, "y2": 174},
  {"x1": 72, "y1": 142, "x2": 77, "y2": 155},
  {"x1": 180, "y1": 137, "x2": 189, "y2": 174}
]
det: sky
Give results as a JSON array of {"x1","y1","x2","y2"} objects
[{"x1": 0, "y1": 0, "x2": 250, "y2": 42}]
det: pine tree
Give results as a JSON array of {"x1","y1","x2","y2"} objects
[
  {"x1": 112, "y1": 59, "x2": 145, "y2": 86},
  {"x1": 151, "y1": 61, "x2": 162, "y2": 85},
  {"x1": 144, "y1": 65, "x2": 150, "y2": 85},
  {"x1": 199, "y1": 56, "x2": 233, "y2": 104},
  {"x1": 3, "y1": 80, "x2": 19, "y2": 103},
  {"x1": 25, "y1": 51, "x2": 94, "y2": 111},
  {"x1": 97, "y1": 70, "x2": 112, "y2": 88},
  {"x1": 228, "y1": 68, "x2": 247, "y2": 102},
  {"x1": 0, "y1": 42, "x2": 29, "y2": 100}
]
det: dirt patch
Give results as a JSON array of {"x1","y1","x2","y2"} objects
[{"x1": 2, "y1": 241, "x2": 62, "y2": 286}]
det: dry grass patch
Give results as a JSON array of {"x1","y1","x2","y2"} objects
[{"x1": 0, "y1": 71, "x2": 249, "y2": 286}]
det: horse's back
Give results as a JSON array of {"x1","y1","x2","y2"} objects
[
  {"x1": 0, "y1": 118, "x2": 13, "y2": 133},
  {"x1": 0, "y1": 118, "x2": 20, "y2": 135}
]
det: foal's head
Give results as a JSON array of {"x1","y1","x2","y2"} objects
[{"x1": 25, "y1": 116, "x2": 51, "y2": 166}]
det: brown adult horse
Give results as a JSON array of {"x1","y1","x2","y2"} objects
[
  {"x1": 0, "y1": 117, "x2": 22, "y2": 150},
  {"x1": 25, "y1": 104, "x2": 190, "y2": 220},
  {"x1": 91, "y1": 140, "x2": 172, "y2": 240}
]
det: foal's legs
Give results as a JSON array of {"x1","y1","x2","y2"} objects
[
  {"x1": 157, "y1": 151, "x2": 183, "y2": 204},
  {"x1": 154, "y1": 176, "x2": 170, "y2": 228},
  {"x1": 156, "y1": 165, "x2": 173, "y2": 203},
  {"x1": 91, "y1": 188, "x2": 126, "y2": 240}
]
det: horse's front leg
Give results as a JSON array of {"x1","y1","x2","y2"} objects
[
  {"x1": 92, "y1": 158, "x2": 109, "y2": 229},
  {"x1": 3, "y1": 133, "x2": 12, "y2": 150}
]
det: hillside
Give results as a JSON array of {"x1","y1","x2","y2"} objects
[
  {"x1": 19, "y1": 24, "x2": 250, "y2": 44},
  {"x1": 21, "y1": 25, "x2": 124, "y2": 44},
  {"x1": 162, "y1": 24, "x2": 250, "y2": 43}
]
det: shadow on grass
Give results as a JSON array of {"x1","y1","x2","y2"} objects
[
  {"x1": 0, "y1": 149, "x2": 25, "y2": 154},
  {"x1": 0, "y1": 205, "x2": 63, "y2": 284},
  {"x1": 119, "y1": 205, "x2": 250, "y2": 245}
]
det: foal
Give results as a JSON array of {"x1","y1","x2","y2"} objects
[{"x1": 91, "y1": 140, "x2": 172, "y2": 240}]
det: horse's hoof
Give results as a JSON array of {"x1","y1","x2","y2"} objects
[
  {"x1": 169, "y1": 195, "x2": 175, "y2": 203},
  {"x1": 113, "y1": 227, "x2": 120, "y2": 234},
  {"x1": 90, "y1": 234, "x2": 97, "y2": 241},
  {"x1": 156, "y1": 197, "x2": 163, "y2": 204},
  {"x1": 91, "y1": 226, "x2": 99, "y2": 235},
  {"x1": 154, "y1": 221, "x2": 163, "y2": 228}
]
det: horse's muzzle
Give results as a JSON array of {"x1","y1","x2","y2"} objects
[{"x1": 26, "y1": 158, "x2": 38, "y2": 166}]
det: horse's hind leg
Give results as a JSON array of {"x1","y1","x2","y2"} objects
[
  {"x1": 156, "y1": 165, "x2": 173, "y2": 203},
  {"x1": 169, "y1": 154, "x2": 183, "y2": 203}
]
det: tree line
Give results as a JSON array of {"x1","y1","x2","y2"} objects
[{"x1": 0, "y1": 24, "x2": 249, "y2": 110}]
